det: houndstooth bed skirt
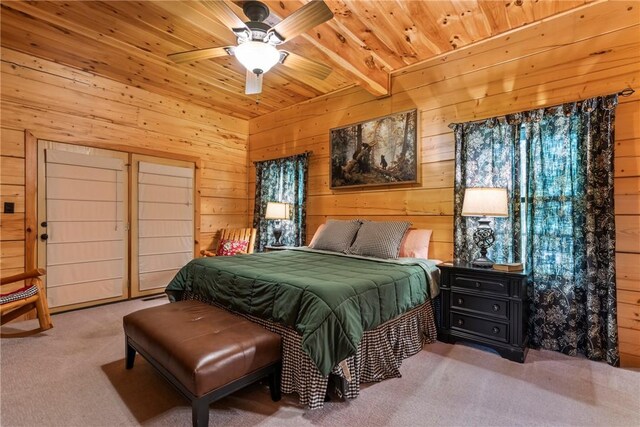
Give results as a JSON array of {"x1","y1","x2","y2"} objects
[{"x1": 183, "y1": 292, "x2": 436, "y2": 409}]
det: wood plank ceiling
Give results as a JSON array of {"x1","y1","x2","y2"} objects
[{"x1": 0, "y1": 0, "x2": 590, "y2": 119}]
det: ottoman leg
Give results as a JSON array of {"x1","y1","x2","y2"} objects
[
  {"x1": 192, "y1": 397, "x2": 209, "y2": 427},
  {"x1": 268, "y1": 363, "x2": 281, "y2": 402},
  {"x1": 125, "y1": 338, "x2": 136, "y2": 370}
]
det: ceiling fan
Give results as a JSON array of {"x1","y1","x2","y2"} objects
[{"x1": 168, "y1": 0, "x2": 334, "y2": 95}]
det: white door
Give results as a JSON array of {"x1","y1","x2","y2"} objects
[
  {"x1": 131, "y1": 155, "x2": 195, "y2": 297},
  {"x1": 37, "y1": 141, "x2": 128, "y2": 311}
]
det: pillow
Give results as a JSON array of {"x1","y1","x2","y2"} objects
[
  {"x1": 216, "y1": 239, "x2": 249, "y2": 256},
  {"x1": 348, "y1": 221, "x2": 411, "y2": 259},
  {"x1": 308, "y1": 223, "x2": 326, "y2": 247},
  {"x1": 399, "y1": 229, "x2": 432, "y2": 259},
  {"x1": 308, "y1": 219, "x2": 362, "y2": 252}
]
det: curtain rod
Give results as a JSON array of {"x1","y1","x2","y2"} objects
[
  {"x1": 252, "y1": 150, "x2": 313, "y2": 164},
  {"x1": 449, "y1": 88, "x2": 635, "y2": 128}
]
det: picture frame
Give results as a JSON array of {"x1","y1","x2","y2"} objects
[{"x1": 329, "y1": 109, "x2": 418, "y2": 189}]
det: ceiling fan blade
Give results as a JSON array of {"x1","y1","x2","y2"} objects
[
  {"x1": 280, "y1": 51, "x2": 332, "y2": 80},
  {"x1": 168, "y1": 46, "x2": 232, "y2": 64},
  {"x1": 270, "y1": 0, "x2": 333, "y2": 42},
  {"x1": 201, "y1": 0, "x2": 250, "y2": 33},
  {"x1": 245, "y1": 70, "x2": 263, "y2": 95}
]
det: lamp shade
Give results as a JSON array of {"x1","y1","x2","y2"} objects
[
  {"x1": 461, "y1": 188, "x2": 508, "y2": 217},
  {"x1": 264, "y1": 202, "x2": 290, "y2": 220},
  {"x1": 234, "y1": 41, "x2": 280, "y2": 75}
]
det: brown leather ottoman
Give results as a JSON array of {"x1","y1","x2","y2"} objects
[{"x1": 123, "y1": 300, "x2": 282, "y2": 427}]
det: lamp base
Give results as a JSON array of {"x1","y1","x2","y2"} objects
[
  {"x1": 471, "y1": 257, "x2": 495, "y2": 268},
  {"x1": 472, "y1": 217, "x2": 496, "y2": 269},
  {"x1": 271, "y1": 221, "x2": 283, "y2": 247}
]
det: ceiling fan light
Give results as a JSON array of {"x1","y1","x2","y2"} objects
[{"x1": 234, "y1": 41, "x2": 280, "y2": 74}]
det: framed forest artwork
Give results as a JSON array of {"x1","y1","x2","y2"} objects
[{"x1": 330, "y1": 109, "x2": 418, "y2": 189}]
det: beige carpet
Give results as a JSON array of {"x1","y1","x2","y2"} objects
[{"x1": 1, "y1": 297, "x2": 638, "y2": 427}]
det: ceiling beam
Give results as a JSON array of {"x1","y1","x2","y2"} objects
[{"x1": 258, "y1": 0, "x2": 390, "y2": 97}]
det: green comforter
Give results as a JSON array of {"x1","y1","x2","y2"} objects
[{"x1": 166, "y1": 248, "x2": 439, "y2": 376}]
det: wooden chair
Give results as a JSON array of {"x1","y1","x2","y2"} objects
[
  {"x1": 1, "y1": 268, "x2": 53, "y2": 337},
  {"x1": 200, "y1": 228, "x2": 257, "y2": 257}
]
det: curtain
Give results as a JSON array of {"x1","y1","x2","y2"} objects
[
  {"x1": 523, "y1": 96, "x2": 618, "y2": 365},
  {"x1": 452, "y1": 94, "x2": 619, "y2": 365},
  {"x1": 451, "y1": 118, "x2": 521, "y2": 264},
  {"x1": 253, "y1": 152, "x2": 309, "y2": 252}
]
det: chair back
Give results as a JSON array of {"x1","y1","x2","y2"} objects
[
  {"x1": 201, "y1": 228, "x2": 257, "y2": 257},
  {"x1": 1, "y1": 268, "x2": 53, "y2": 336},
  {"x1": 219, "y1": 228, "x2": 257, "y2": 254}
]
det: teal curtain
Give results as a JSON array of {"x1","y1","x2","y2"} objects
[
  {"x1": 523, "y1": 97, "x2": 618, "y2": 365},
  {"x1": 452, "y1": 94, "x2": 619, "y2": 365},
  {"x1": 253, "y1": 153, "x2": 309, "y2": 252},
  {"x1": 451, "y1": 118, "x2": 521, "y2": 264}
]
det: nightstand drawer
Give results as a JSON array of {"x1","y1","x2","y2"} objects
[
  {"x1": 452, "y1": 274, "x2": 509, "y2": 296},
  {"x1": 451, "y1": 312, "x2": 508, "y2": 342},
  {"x1": 451, "y1": 291, "x2": 508, "y2": 320}
]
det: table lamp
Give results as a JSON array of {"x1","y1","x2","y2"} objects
[
  {"x1": 264, "y1": 202, "x2": 290, "y2": 246},
  {"x1": 461, "y1": 187, "x2": 508, "y2": 268}
]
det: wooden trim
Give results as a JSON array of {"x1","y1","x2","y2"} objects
[
  {"x1": 24, "y1": 130, "x2": 37, "y2": 271},
  {"x1": 35, "y1": 138, "x2": 201, "y2": 165},
  {"x1": 194, "y1": 159, "x2": 202, "y2": 256},
  {"x1": 49, "y1": 294, "x2": 129, "y2": 314}
]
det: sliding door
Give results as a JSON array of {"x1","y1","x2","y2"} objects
[
  {"x1": 37, "y1": 141, "x2": 128, "y2": 311},
  {"x1": 131, "y1": 155, "x2": 195, "y2": 297}
]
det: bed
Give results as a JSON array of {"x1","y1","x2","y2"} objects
[{"x1": 166, "y1": 247, "x2": 440, "y2": 409}]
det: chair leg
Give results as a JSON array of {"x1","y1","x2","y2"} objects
[
  {"x1": 34, "y1": 281, "x2": 53, "y2": 330},
  {"x1": 268, "y1": 364, "x2": 281, "y2": 402},
  {"x1": 192, "y1": 398, "x2": 209, "y2": 427},
  {"x1": 125, "y1": 340, "x2": 136, "y2": 369}
]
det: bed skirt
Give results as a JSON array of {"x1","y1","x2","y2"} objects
[{"x1": 183, "y1": 292, "x2": 436, "y2": 409}]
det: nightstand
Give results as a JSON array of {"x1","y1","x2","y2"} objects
[
  {"x1": 436, "y1": 262, "x2": 529, "y2": 363},
  {"x1": 264, "y1": 245, "x2": 297, "y2": 252}
]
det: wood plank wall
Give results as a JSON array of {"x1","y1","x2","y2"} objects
[
  {"x1": 248, "y1": 1, "x2": 640, "y2": 366},
  {"x1": 0, "y1": 47, "x2": 249, "y2": 280}
]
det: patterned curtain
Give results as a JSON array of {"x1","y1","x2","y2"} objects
[
  {"x1": 252, "y1": 152, "x2": 309, "y2": 252},
  {"x1": 452, "y1": 94, "x2": 619, "y2": 365},
  {"x1": 451, "y1": 118, "x2": 521, "y2": 264},
  {"x1": 523, "y1": 96, "x2": 619, "y2": 365}
]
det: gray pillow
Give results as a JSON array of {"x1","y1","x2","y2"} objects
[
  {"x1": 308, "y1": 219, "x2": 362, "y2": 253},
  {"x1": 348, "y1": 221, "x2": 411, "y2": 259}
]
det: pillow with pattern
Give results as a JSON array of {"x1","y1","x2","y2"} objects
[
  {"x1": 216, "y1": 239, "x2": 249, "y2": 256},
  {"x1": 348, "y1": 220, "x2": 411, "y2": 259},
  {"x1": 308, "y1": 219, "x2": 362, "y2": 253}
]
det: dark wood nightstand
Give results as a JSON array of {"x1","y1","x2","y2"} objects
[
  {"x1": 264, "y1": 245, "x2": 297, "y2": 252},
  {"x1": 437, "y1": 262, "x2": 530, "y2": 363}
]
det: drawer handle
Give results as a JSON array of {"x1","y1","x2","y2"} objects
[
  {"x1": 475, "y1": 281, "x2": 481, "y2": 288},
  {"x1": 492, "y1": 326, "x2": 500, "y2": 334},
  {"x1": 492, "y1": 304, "x2": 500, "y2": 312},
  {"x1": 457, "y1": 298, "x2": 464, "y2": 305},
  {"x1": 457, "y1": 319, "x2": 465, "y2": 326}
]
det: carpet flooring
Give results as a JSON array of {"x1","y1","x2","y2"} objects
[{"x1": 1, "y1": 297, "x2": 638, "y2": 427}]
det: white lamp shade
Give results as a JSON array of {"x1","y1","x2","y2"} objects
[
  {"x1": 234, "y1": 41, "x2": 280, "y2": 74},
  {"x1": 461, "y1": 188, "x2": 508, "y2": 217},
  {"x1": 264, "y1": 202, "x2": 290, "y2": 220}
]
